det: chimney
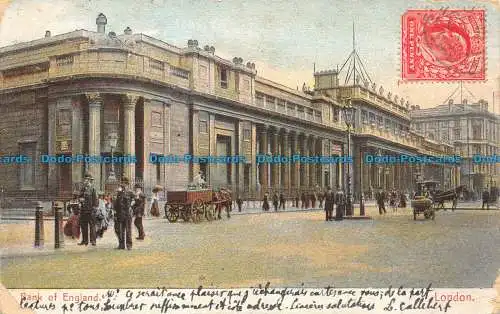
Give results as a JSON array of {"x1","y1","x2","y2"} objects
[
  {"x1": 96, "y1": 13, "x2": 107, "y2": 34},
  {"x1": 124, "y1": 27, "x2": 132, "y2": 35},
  {"x1": 45, "y1": 30, "x2": 51, "y2": 38}
]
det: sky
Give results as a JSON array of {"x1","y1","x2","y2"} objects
[{"x1": 0, "y1": 0, "x2": 499, "y2": 112}]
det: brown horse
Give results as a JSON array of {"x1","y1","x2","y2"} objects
[{"x1": 214, "y1": 188, "x2": 232, "y2": 219}]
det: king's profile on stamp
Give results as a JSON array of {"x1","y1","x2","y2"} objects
[{"x1": 401, "y1": 9, "x2": 486, "y2": 81}]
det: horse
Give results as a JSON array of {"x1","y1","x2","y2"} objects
[
  {"x1": 433, "y1": 185, "x2": 466, "y2": 210},
  {"x1": 214, "y1": 188, "x2": 232, "y2": 219}
]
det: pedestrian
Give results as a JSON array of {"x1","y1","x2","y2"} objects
[
  {"x1": 311, "y1": 192, "x2": 317, "y2": 208},
  {"x1": 132, "y1": 184, "x2": 146, "y2": 240},
  {"x1": 78, "y1": 173, "x2": 98, "y2": 246},
  {"x1": 482, "y1": 189, "x2": 490, "y2": 210},
  {"x1": 95, "y1": 192, "x2": 109, "y2": 238},
  {"x1": 324, "y1": 186, "x2": 334, "y2": 221},
  {"x1": 376, "y1": 190, "x2": 386, "y2": 215},
  {"x1": 318, "y1": 191, "x2": 324, "y2": 208},
  {"x1": 150, "y1": 187, "x2": 161, "y2": 217},
  {"x1": 279, "y1": 192, "x2": 285, "y2": 210},
  {"x1": 334, "y1": 188, "x2": 345, "y2": 220},
  {"x1": 113, "y1": 177, "x2": 134, "y2": 250},
  {"x1": 301, "y1": 191, "x2": 306, "y2": 209},
  {"x1": 236, "y1": 195, "x2": 243, "y2": 212},
  {"x1": 272, "y1": 192, "x2": 279, "y2": 211},
  {"x1": 295, "y1": 192, "x2": 300, "y2": 208},
  {"x1": 64, "y1": 191, "x2": 81, "y2": 240},
  {"x1": 262, "y1": 192, "x2": 270, "y2": 211}
]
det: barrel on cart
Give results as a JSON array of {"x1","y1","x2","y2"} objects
[{"x1": 164, "y1": 189, "x2": 215, "y2": 223}]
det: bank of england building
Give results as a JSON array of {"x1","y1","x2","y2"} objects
[{"x1": 0, "y1": 14, "x2": 457, "y2": 200}]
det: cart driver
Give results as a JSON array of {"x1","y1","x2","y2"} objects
[{"x1": 193, "y1": 171, "x2": 206, "y2": 188}]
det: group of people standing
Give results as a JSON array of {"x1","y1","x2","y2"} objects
[
  {"x1": 375, "y1": 189, "x2": 408, "y2": 215},
  {"x1": 64, "y1": 174, "x2": 147, "y2": 250}
]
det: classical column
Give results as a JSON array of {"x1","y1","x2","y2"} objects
[
  {"x1": 281, "y1": 129, "x2": 290, "y2": 193},
  {"x1": 123, "y1": 94, "x2": 138, "y2": 183},
  {"x1": 72, "y1": 97, "x2": 84, "y2": 186},
  {"x1": 47, "y1": 98, "x2": 58, "y2": 197},
  {"x1": 86, "y1": 93, "x2": 102, "y2": 190},
  {"x1": 258, "y1": 125, "x2": 269, "y2": 193},
  {"x1": 271, "y1": 128, "x2": 279, "y2": 189},
  {"x1": 301, "y1": 134, "x2": 309, "y2": 189},
  {"x1": 316, "y1": 138, "x2": 322, "y2": 187},
  {"x1": 291, "y1": 132, "x2": 300, "y2": 191},
  {"x1": 309, "y1": 135, "x2": 315, "y2": 188}
]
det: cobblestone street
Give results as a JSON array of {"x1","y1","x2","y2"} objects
[{"x1": 1, "y1": 206, "x2": 499, "y2": 289}]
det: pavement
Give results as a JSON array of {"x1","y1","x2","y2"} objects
[{"x1": 1, "y1": 204, "x2": 499, "y2": 289}]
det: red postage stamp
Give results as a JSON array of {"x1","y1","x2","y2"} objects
[{"x1": 401, "y1": 9, "x2": 485, "y2": 81}]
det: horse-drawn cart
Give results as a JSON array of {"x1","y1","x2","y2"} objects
[
  {"x1": 411, "y1": 196, "x2": 435, "y2": 220},
  {"x1": 164, "y1": 187, "x2": 233, "y2": 223},
  {"x1": 164, "y1": 189, "x2": 216, "y2": 223}
]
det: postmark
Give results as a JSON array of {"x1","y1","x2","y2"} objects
[{"x1": 401, "y1": 9, "x2": 485, "y2": 81}]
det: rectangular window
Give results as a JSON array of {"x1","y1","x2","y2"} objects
[
  {"x1": 377, "y1": 116, "x2": 383, "y2": 128},
  {"x1": 266, "y1": 96, "x2": 276, "y2": 109},
  {"x1": 255, "y1": 93, "x2": 264, "y2": 106},
  {"x1": 149, "y1": 59, "x2": 165, "y2": 72},
  {"x1": 199, "y1": 121, "x2": 208, "y2": 133},
  {"x1": 297, "y1": 106, "x2": 305, "y2": 119},
  {"x1": 219, "y1": 66, "x2": 228, "y2": 88},
  {"x1": 454, "y1": 128, "x2": 460, "y2": 140},
  {"x1": 307, "y1": 108, "x2": 314, "y2": 120},
  {"x1": 277, "y1": 99, "x2": 286, "y2": 113},
  {"x1": 369, "y1": 113, "x2": 376, "y2": 125},
  {"x1": 315, "y1": 111, "x2": 322, "y2": 122},
  {"x1": 151, "y1": 111, "x2": 162, "y2": 127},
  {"x1": 19, "y1": 142, "x2": 36, "y2": 189},
  {"x1": 57, "y1": 109, "x2": 71, "y2": 138},
  {"x1": 243, "y1": 129, "x2": 251, "y2": 141},
  {"x1": 361, "y1": 110, "x2": 367, "y2": 124},
  {"x1": 333, "y1": 108, "x2": 339, "y2": 122}
]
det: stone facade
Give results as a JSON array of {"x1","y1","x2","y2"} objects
[
  {"x1": 411, "y1": 100, "x2": 500, "y2": 193},
  {"x1": 0, "y1": 14, "x2": 455, "y2": 200}
]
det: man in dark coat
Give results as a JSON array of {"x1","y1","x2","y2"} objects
[
  {"x1": 272, "y1": 192, "x2": 279, "y2": 211},
  {"x1": 482, "y1": 189, "x2": 490, "y2": 210},
  {"x1": 78, "y1": 174, "x2": 98, "y2": 246},
  {"x1": 132, "y1": 184, "x2": 146, "y2": 240},
  {"x1": 262, "y1": 192, "x2": 270, "y2": 211},
  {"x1": 279, "y1": 192, "x2": 286, "y2": 210},
  {"x1": 324, "y1": 187, "x2": 335, "y2": 221},
  {"x1": 334, "y1": 188, "x2": 345, "y2": 220},
  {"x1": 376, "y1": 190, "x2": 387, "y2": 215},
  {"x1": 113, "y1": 177, "x2": 134, "y2": 250}
]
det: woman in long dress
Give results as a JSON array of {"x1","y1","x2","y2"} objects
[{"x1": 95, "y1": 193, "x2": 110, "y2": 238}]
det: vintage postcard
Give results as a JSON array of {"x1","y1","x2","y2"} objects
[{"x1": 0, "y1": 0, "x2": 499, "y2": 313}]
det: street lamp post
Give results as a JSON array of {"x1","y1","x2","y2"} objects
[
  {"x1": 107, "y1": 132, "x2": 118, "y2": 183},
  {"x1": 342, "y1": 98, "x2": 356, "y2": 216}
]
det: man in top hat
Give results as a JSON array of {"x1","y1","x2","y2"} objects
[
  {"x1": 132, "y1": 183, "x2": 146, "y2": 240},
  {"x1": 113, "y1": 177, "x2": 134, "y2": 249},
  {"x1": 78, "y1": 173, "x2": 98, "y2": 246}
]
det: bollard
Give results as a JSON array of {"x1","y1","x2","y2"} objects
[
  {"x1": 34, "y1": 204, "x2": 44, "y2": 247},
  {"x1": 54, "y1": 205, "x2": 64, "y2": 249}
]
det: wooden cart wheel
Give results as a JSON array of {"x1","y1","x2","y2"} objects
[
  {"x1": 165, "y1": 204, "x2": 179, "y2": 223},
  {"x1": 180, "y1": 205, "x2": 190, "y2": 222},
  {"x1": 205, "y1": 203, "x2": 215, "y2": 221},
  {"x1": 191, "y1": 199, "x2": 204, "y2": 223}
]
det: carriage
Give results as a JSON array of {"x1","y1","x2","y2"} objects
[
  {"x1": 164, "y1": 186, "x2": 232, "y2": 223},
  {"x1": 411, "y1": 181, "x2": 437, "y2": 220}
]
